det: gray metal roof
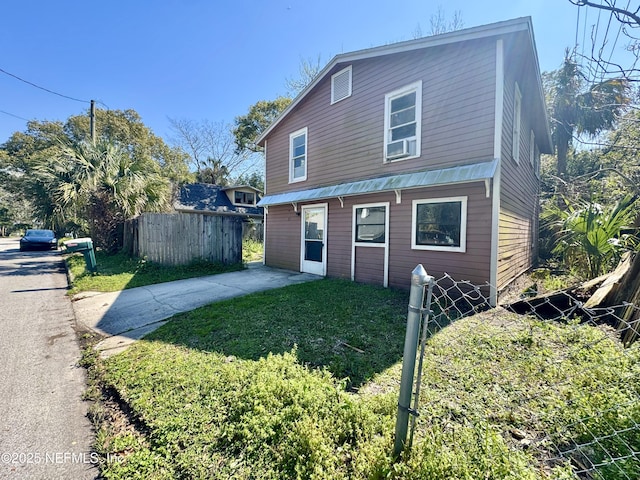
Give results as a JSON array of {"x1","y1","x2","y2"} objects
[{"x1": 258, "y1": 159, "x2": 498, "y2": 207}]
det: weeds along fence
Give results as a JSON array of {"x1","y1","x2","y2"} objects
[
  {"x1": 396, "y1": 266, "x2": 640, "y2": 479},
  {"x1": 122, "y1": 213, "x2": 242, "y2": 266}
]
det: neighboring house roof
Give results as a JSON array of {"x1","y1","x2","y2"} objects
[
  {"x1": 175, "y1": 183, "x2": 264, "y2": 218},
  {"x1": 221, "y1": 185, "x2": 262, "y2": 194},
  {"x1": 258, "y1": 159, "x2": 498, "y2": 207},
  {"x1": 256, "y1": 16, "x2": 552, "y2": 153}
]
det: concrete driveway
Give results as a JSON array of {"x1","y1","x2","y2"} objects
[{"x1": 72, "y1": 263, "x2": 320, "y2": 357}]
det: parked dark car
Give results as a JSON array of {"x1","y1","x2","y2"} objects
[{"x1": 19, "y1": 229, "x2": 58, "y2": 251}]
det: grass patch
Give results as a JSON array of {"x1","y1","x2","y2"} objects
[
  {"x1": 66, "y1": 251, "x2": 243, "y2": 294},
  {"x1": 145, "y1": 279, "x2": 408, "y2": 389},
  {"x1": 242, "y1": 238, "x2": 263, "y2": 263},
  {"x1": 94, "y1": 281, "x2": 640, "y2": 479}
]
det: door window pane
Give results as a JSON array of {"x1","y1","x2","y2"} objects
[{"x1": 305, "y1": 241, "x2": 323, "y2": 262}]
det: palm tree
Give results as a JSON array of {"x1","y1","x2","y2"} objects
[
  {"x1": 545, "y1": 55, "x2": 630, "y2": 177},
  {"x1": 34, "y1": 139, "x2": 170, "y2": 252},
  {"x1": 544, "y1": 195, "x2": 638, "y2": 279}
]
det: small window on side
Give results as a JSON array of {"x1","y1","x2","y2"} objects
[
  {"x1": 513, "y1": 82, "x2": 522, "y2": 164},
  {"x1": 289, "y1": 127, "x2": 308, "y2": 183},
  {"x1": 529, "y1": 130, "x2": 535, "y2": 169}
]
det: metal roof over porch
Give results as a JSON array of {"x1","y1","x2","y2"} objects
[{"x1": 258, "y1": 159, "x2": 499, "y2": 207}]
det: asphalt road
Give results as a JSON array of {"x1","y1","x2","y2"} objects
[{"x1": 0, "y1": 238, "x2": 96, "y2": 480}]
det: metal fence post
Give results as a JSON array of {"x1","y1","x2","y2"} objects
[
  {"x1": 393, "y1": 264, "x2": 432, "y2": 458},
  {"x1": 408, "y1": 275, "x2": 435, "y2": 449}
]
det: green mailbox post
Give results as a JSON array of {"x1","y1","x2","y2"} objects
[{"x1": 63, "y1": 237, "x2": 97, "y2": 272}]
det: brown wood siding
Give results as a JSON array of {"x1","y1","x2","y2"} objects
[
  {"x1": 497, "y1": 44, "x2": 541, "y2": 289},
  {"x1": 264, "y1": 39, "x2": 497, "y2": 195},
  {"x1": 388, "y1": 183, "x2": 492, "y2": 288},
  {"x1": 354, "y1": 246, "x2": 385, "y2": 284},
  {"x1": 263, "y1": 183, "x2": 492, "y2": 289},
  {"x1": 325, "y1": 198, "x2": 352, "y2": 280},
  {"x1": 264, "y1": 205, "x2": 300, "y2": 271}
]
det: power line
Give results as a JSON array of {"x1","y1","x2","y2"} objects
[
  {"x1": 0, "y1": 67, "x2": 90, "y2": 103},
  {"x1": 0, "y1": 109, "x2": 30, "y2": 121}
]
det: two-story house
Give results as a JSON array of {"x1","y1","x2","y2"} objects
[{"x1": 257, "y1": 17, "x2": 552, "y2": 305}]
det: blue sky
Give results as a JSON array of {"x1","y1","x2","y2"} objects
[{"x1": 0, "y1": 0, "x2": 622, "y2": 145}]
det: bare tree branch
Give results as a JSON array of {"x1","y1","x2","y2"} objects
[
  {"x1": 570, "y1": 0, "x2": 640, "y2": 27},
  {"x1": 168, "y1": 118, "x2": 258, "y2": 183}
]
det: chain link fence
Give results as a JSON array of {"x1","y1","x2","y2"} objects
[{"x1": 399, "y1": 269, "x2": 640, "y2": 479}]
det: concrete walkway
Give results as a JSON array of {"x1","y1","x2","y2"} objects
[{"x1": 72, "y1": 263, "x2": 320, "y2": 357}]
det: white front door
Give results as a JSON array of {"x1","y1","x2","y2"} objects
[{"x1": 300, "y1": 204, "x2": 327, "y2": 276}]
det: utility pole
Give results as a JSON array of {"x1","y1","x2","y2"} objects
[{"x1": 90, "y1": 100, "x2": 96, "y2": 143}]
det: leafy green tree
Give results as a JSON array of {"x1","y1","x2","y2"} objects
[
  {"x1": 196, "y1": 158, "x2": 230, "y2": 185},
  {"x1": 66, "y1": 108, "x2": 193, "y2": 185},
  {"x1": 234, "y1": 171, "x2": 264, "y2": 191},
  {"x1": 542, "y1": 195, "x2": 638, "y2": 278},
  {"x1": 1, "y1": 108, "x2": 190, "y2": 236},
  {"x1": 233, "y1": 97, "x2": 292, "y2": 154},
  {"x1": 543, "y1": 56, "x2": 630, "y2": 177},
  {"x1": 35, "y1": 139, "x2": 170, "y2": 252}
]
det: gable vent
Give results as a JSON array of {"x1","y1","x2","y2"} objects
[{"x1": 331, "y1": 66, "x2": 352, "y2": 104}]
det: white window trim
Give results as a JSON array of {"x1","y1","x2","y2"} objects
[
  {"x1": 352, "y1": 202, "x2": 389, "y2": 248},
  {"x1": 411, "y1": 196, "x2": 467, "y2": 253},
  {"x1": 529, "y1": 129, "x2": 535, "y2": 168},
  {"x1": 351, "y1": 202, "x2": 389, "y2": 287},
  {"x1": 331, "y1": 65, "x2": 352, "y2": 105},
  {"x1": 512, "y1": 82, "x2": 522, "y2": 164},
  {"x1": 383, "y1": 80, "x2": 422, "y2": 163},
  {"x1": 289, "y1": 127, "x2": 308, "y2": 184}
]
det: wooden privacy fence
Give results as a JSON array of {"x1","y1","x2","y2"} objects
[{"x1": 122, "y1": 213, "x2": 242, "y2": 266}]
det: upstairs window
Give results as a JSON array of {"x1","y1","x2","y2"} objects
[
  {"x1": 331, "y1": 66, "x2": 352, "y2": 104},
  {"x1": 384, "y1": 81, "x2": 422, "y2": 162},
  {"x1": 234, "y1": 191, "x2": 255, "y2": 205},
  {"x1": 513, "y1": 82, "x2": 522, "y2": 163},
  {"x1": 289, "y1": 127, "x2": 308, "y2": 183}
]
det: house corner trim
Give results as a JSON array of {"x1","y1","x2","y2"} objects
[{"x1": 490, "y1": 38, "x2": 504, "y2": 307}]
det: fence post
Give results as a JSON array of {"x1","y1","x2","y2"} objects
[
  {"x1": 408, "y1": 275, "x2": 435, "y2": 449},
  {"x1": 393, "y1": 264, "x2": 432, "y2": 458}
]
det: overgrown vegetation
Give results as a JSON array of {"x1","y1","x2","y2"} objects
[
  {"x1": 540, "y1": 55, "x2": 639, "y2": 280},
  {"x1": 541, "y1": 195, "x2": 638, "y2": 279},
  {"x1": 242, "y1": 238, "x2": 263, "y2": 263},
  {"x1": 66, "y1": 250, "x2": 243, "y2": 294},
  {"x1": 87, "y1": 280, "x2": 639, "y2": 479}
]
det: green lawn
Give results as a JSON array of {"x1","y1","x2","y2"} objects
[
  {"x1": 88, "y1": 280, "x2": 640, "y2": 480},
  {"x1": 66, "y1": 251, "x2": 243, "y2": 294}
]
